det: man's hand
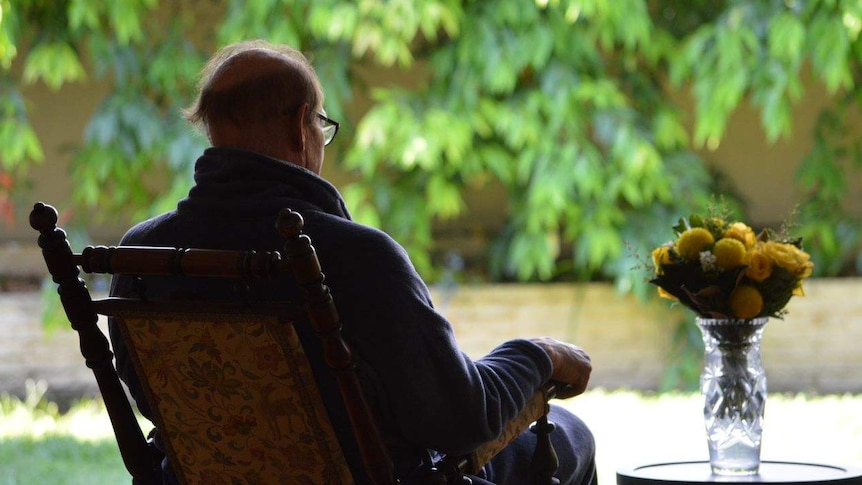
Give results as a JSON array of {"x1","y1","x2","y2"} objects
[{"x1": 529, "y1": 337, "x2": 592, "y2": 399}]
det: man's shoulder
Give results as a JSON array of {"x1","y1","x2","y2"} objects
[
  {"x1": 302, "y1": 210, "x2": 410, "y2": 262},
  {"x1": 305, "y1": 210, "x2": 394, "y2": 243},
  {"x1": 119, "y1": 211, "x2": 179, "y2": 245}
]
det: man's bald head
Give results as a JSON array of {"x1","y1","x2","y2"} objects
[{"x1": 183, "y1": 40, "x2": 323, "y2": 142}]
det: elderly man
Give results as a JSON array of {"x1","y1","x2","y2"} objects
[{"x1": 110, "y1": 40, "x2": 597, "y2": 485}]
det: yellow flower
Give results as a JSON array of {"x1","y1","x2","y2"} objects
[
  {"x1": 723, "y1": 222, "x2": 757, "y2": 249},
  {"x1": 729, "y1": 285, "x2": 764, "y2": 319},
  {"x1": 712, "y1": 238, "x2": 748, "y2": 270},
  {"x1": 676, "y1": 228, "x2": 714, "y2": 261},
  {"x1": 761, "y1": 241, "x2": 814, "y2": 279},
  {"x1": 746, "y1": 248, "x2": 773, "y2": 282},
  {"x1": 652, "y1": 245, "x2": 673, "y2": 274}
]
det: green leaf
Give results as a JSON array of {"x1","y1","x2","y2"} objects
[
  {"x1": 342, "y1": 184, "x2": 382, "y2": 228},
  {"x1": 0, "y1": 0, "x2": 19, "y2": 69},
  {"x1": 767, "y1": 12, "x2": 805, "y2": 65},
  {"x1": 576, "y1": 225, "x2": 624, "y2": 271},
  {"x1": 108, "y1": 0, "x2": 155, "y2": 45},
  {"x1": 311, "y1": 4, "x2": 357, "y2": 39},
  {"x1": 653, "y1": 108, "x2": 688, "y2": 150},
  {"x1": 425, "y1": 175, "x2": 464, "y2": 219},
  {"x1": 0, "y1": 119, "x2": 43, "y2": 167},
  {"x1": 478, "y1": 146, "x2": 515, "y2": 184},
  {"x1": 67, "y1": 0, "x2": 101, "y2": 32},
  {"x1": 508, "y1": 232, "x2": 557, "y2": 281},
  {"x1": 808, "y1": 14, "x2": 852, "y2": 92},
  {"x1": 22, "y1": 42, "x2": 86, "y2": 90}
]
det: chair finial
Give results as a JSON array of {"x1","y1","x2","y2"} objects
[
  {"x1": 30, "y1": 202, "x2": 59, "y2": 233},
  {"x1": 276, "y1": 208, "x2": 304, "y2": 239}
]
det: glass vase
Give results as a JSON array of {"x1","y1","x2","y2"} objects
[{"x1": 696, "y1": 317, "x2": 769, "y2": 476}]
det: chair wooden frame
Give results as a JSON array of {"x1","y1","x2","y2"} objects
[
  {"x1": 31, "y1": 202, "x2": 561, "y2": 485},
  {"x1": 31, "y1": 202, "x2": 397, "y2": 484}
]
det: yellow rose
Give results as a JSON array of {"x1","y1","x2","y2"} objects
[
  {"x1": 746, "y1": 248, "x2": 773, "y2": 282},
  {"x1": 729, "y1": 285, "x2": 764, "y2": 319},
  {"x1": 712, "y1": 238, "x2": 748, "y2": 270},
  {"x1": 761, "y1": 241, "x2": 814, "y2": 279},
  {"x1": 652, "y1": 245, "x2": 673, "y2": 274},
  {"x1": 676, "y1": 228, "x2": 714, "y2": 262},
  {"x1": 723, "y1": 222, "x2": 757, "y2": 249}
]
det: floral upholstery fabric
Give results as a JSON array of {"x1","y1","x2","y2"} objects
[
  {"x1": 116, "y1": 312, "x2": 354, "y2": 485},
  {"x1": 466, "y1": 389, "x2": 549, "y2": 474}
]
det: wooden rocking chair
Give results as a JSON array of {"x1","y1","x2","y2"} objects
[{"x1": 30, "y1": 202, "x2": 562, "y2": 485}]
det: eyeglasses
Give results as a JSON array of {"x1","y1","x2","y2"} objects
[{"x1": 317, "y1": 113, "x2": 339, "y2": 146}]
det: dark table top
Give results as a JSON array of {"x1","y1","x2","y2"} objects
[{"x1": 617, "y1": 461, "x2": 862, "y2": 485}]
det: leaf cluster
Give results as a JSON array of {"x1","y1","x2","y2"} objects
[{"x1": 1, "y1": 0, "x2": 861, "y2": 286}]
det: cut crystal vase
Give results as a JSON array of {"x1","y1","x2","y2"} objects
[{"x1": 697, "y1": 317, "x2": 769, "y2": 476}]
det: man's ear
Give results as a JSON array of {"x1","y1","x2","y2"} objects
[{"x1": 285, "y1": 103, "x2": 309, "y2": 152}]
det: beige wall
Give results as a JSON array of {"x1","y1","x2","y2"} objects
[
  {"x1": 435, "y1": 279, "x2": 862, "y2": 394},
  {"x1": 3, "y1": 278, "x2": 860, "y2": 401},
  {"x1": 700, "y1": 74, "x2": 862, "y2": 225},
  {"x1": 3, "y1": 75, "x2": 113, "y2": 242}
]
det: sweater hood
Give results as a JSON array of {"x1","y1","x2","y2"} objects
[{"x1": 177, "y1": 147, "x2": 351, "y2": 219}]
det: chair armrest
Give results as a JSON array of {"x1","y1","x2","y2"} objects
[
  {"x1": 464, "y1": 384, "x2": 554, "y2": 474},
  {"x1": 430, "y1": 381, "x2": 562, "y2": 483}
]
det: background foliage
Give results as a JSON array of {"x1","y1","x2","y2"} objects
[{"x1": 2, "y1": 0, "x2": 861, "y2": 291}]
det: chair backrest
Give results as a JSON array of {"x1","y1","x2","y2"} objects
[{"x1": 30, "y1": 202, "x2": 396, "y2": 485}]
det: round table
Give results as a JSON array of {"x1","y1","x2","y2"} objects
[{"x1": 617, "y1": 461, "x2": 862, "y2": 485}]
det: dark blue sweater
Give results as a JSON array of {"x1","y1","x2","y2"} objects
[{"x1": 109, "y1": 147, "x2": 553, "y2": 482}]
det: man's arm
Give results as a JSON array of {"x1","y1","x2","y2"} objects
[{"x1": 315, "y1": 219, "x2": 589, "y2": 455}]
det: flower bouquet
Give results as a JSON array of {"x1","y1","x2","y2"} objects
[
  {"x1": 649, "y1": 211, "x2": 813, "y2": 475},
  {"x1": 650, "y1": 214, "x2": 813, "y2": 320}
]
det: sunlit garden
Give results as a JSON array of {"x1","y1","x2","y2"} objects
[
  {"x1": 3, "y1": 1, "x2": 862, "y2": 484},
  {"x1": 2, "y1": 386, "x2": 861, "y2": 484}
]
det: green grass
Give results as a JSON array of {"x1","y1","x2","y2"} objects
[
  {"x1": 0, "y1": 436, "x2": 129, "y2": 484},
  {"x1": 1, "y1": 385, "x2": 861, "y2": 484},
  {"x1": 0, "y1": 383, "x2": 140, "y2": 484}
]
